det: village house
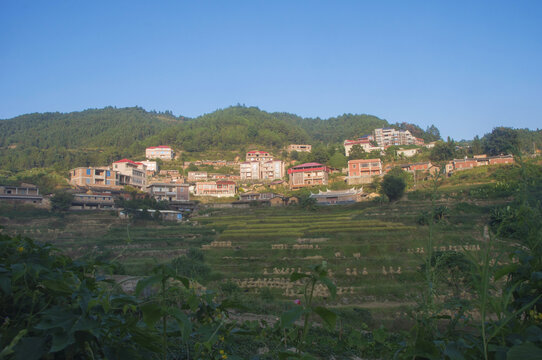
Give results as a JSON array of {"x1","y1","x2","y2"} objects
[
  {"x1": 348, "y1": 159, "x2": 382, "y2": 177},
  {"x1": 147, "y1": 183, "x2": 190, "y2": 202},
  {"x1": 241, "y1": 151, "x2": 284, "y2": 181},
  {"x1": 246, "y1": 150, "x2": 273, "y2": 162},
  {"x1": 70, "y1": 193, "x2": 115, "y2": 210},
  {"x1": 343, "y1": 136, "x2": 382, "y2": 157},
  {"x1": 119, "y1": 209, "x2": 184, "y2": 222},
  {"x1": 140, "y1": 160, "x2": 158, "y2": 174},
  {"x1": 401, "y1": 161, "x2": 439, "y2": 175},
  {"x1": 347, "y1": 159, "x2": 382, "y2": 185},
  {"x1": 309, "y1": 188, "x2": 364, "y2": 205},
  {"x1": 145, "y1": 146, "x2": 174, "y2": 160},
  {"x1": 239, "y1": 192, "x2": 278, "y2": 202},
  {"x1": 0, "y1": 185, "x2": 43, "y2": 205},
  {"x1": 187, "y1": 171, "x2": 208, "y2": 182},
  {"x1": 445, "y1": 155, "x2": 514, "y2": 174},
  {"x1": 195, "y1": 180, "x2": 236, "y2": 197},
  {"x1": 112, "y1": 159, "x2": 147, "y2": 189},
  {"x1": 70, "y1": 167, "x2": 119, "y2": 188},
  {"x1": 397, "y1": 148, "x2": 419, "y2": 157},
  {"x1": 287, "y1": 163, "x2": 329, "y2": 190},
  {"x1": 240, "y1": 161, "x2": 260, "y2": 180},
  {"x1": 373, "y1": 128, "x2": 423, "y2": 147},
  {"x1": 488, "y1": 155, "x2": 515, "y2": 165},
  {"x1": 287, "y1": 144, "x2": 312, "y2": 153}
]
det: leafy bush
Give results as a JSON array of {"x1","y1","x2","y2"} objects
[{"x1": 380, "y1": 173, "x2": 406, "y2": 202}]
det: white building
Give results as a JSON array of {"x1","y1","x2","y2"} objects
[
  {"x1": 140, "y1": 160, "x2": 158, "y2": 173},
  {"x1": 146, "y1": 146, "x2": 174, "y2": 160}
]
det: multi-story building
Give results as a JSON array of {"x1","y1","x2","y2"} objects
[
  {"x1": 240, "y1": 150, "x2": 284, "y2": 181},
  {"x1": 112, "y1": 159, "x2": 147, "y2": 189},
  {"x1": 287, "y1": 144, "x2": 312, "y2": 153},
  {"x1": 246, "y1": 150, "x2": 273, "y2": 162},
  {"x1": 348, "y1": 159, "x2": 382, "y2": 178},
  {"x1": 70, "y1": 167, "x2": 118, "y2": 188},
  {"x1": 262, "y1": 160, "x2": 285, "y2": 180},
  {"x1": 287, "y1": 163, "x2": 329, "y2": 190},
  {"x1": 147, "y1": 183, "x2": 190, "y2": 202},
  {"x1": 240, "y1": 161, "x2": 260, "y2": 180},
  {"x1": 373, "y1": 128, "x2": 422, "y2": 147},
  {"x1": 146, "y1": 146, "x2": 174, "y2": 160},
  {"x1": 195, "y1": 181, "x2": 236, "y2": 197}
]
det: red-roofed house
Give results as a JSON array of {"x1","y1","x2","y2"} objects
[
  {"x1": 246, "y1": 150, "x2": 273, "y2": 162},
  {"x1": 287, "y1": 163, "x2": 329, "y2": 190},
  {"x1": 343, "y1": 137, "x2": 382, "y2": 157},
  {"x1": 146, "y1": 146, "x2": 174, "y2": 160},
  {"x1": 113, "y1": 159, "x2": 147, "y2": 189}
]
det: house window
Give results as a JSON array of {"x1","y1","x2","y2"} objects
[
  {"x1": 106, "y1": 180, "x2": 110, "y2": 185},
  {"x1": 106, "y1": 170, "x2": 110, "y2": 176},
  {"x1": 86, "y1": 179, "x2": 90, "y2": 184},
  {"x1": 352, "y1": 164, "x2": 356, "y2": 169},
  {"x1": 86, "y1": 169, "x2": 91, "y2": 175}
]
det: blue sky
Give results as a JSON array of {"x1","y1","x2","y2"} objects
[{"x1": 1, "y1": 1, "x2": 541, "y2": 140}]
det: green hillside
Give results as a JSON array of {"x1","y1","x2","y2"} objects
[
  {"x1": 0, "y1": 105, "x2": 444, "y2": 173},
  {"x1": 0, "y1": 107, "x2": 181, "y2": 171}
]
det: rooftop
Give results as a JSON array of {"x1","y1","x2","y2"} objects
[{"x1": 147, "y1": 145, "x2": 172, "y2": 149}]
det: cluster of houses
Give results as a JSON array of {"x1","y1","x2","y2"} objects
[
  {"x1": 1, "y1": 139, "x2": 518, "y2": 212},
  {"x1": 344, "y1": 128, "x2": 425, "y2": 156}
]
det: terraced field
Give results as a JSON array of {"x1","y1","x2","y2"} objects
[
  {"x1": 1, "y1": 197, "x2": 498, "y2": 324},
  {"x1": 193, "y1": 200, "x2": 489, "y2": 309}
]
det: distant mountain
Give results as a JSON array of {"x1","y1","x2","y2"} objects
[{"x1": 0, "y1": 105, "x2": 440, "y2": 172}]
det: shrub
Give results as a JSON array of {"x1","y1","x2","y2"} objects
[{"x1": 380, "y1": 173, "x2": 406, "y2": 202}]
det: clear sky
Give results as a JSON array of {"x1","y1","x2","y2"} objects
[{"x1": 1, "y1": 1, "x2": 541, "y2": 140}]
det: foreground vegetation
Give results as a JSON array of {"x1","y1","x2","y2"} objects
[{"x1": 1, "y1": 161, "x2": 541, "y2": 358}]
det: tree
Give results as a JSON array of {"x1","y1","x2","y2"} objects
[
  {"x1": 425, "y1": 125, "x2": 441, "y2": 142},
  {"x1": 348, "y1": 145, "x2": 366, "y2": 160},
  {"x1": 429, "y1": 141, "x2": 455, "y2": 162},
  {"x1": 328, "y1": 152, "x2": 347, "y2": 169},
  {"x1": 483, "y1": 127, "x2": 519, "y2": 156},
  {"x1": 470, "y1": 135, "x2": 483, "y2": 155},
  {"x1": 309, "y1": 145, "x2": 329, "y2": 164},
  {"x1": 380, "y1": 173, "x2": 406, "y2": 202},
  {"x1": 51, "y1": 191, "x2": 74, "y2": 211}
]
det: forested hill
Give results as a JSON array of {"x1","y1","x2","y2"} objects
[
  {"x1": 0, "y1": 105, "x2": 440, "y2": 172},
  {"x1": 0, "y1": 107, "x2": 181, "y2": 171}
]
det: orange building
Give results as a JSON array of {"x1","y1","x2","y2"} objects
[{"x1": 348, "y1": 159, "x2": 382, "y2": 177}]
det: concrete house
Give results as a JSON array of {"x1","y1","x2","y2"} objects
[
  {"x1": 70, "y1": 167, "x2": 118, "y2": 188},
  {"x1": 195, "y1": 181, "x2": 236, "y2": 197},
  {"x1": 147, "y1": 183, "x2": 190, "y2": 202},
  {"x1": 309, "y1": 188, "x2": 363, "y2": 205},
  {"x1": 287, "y1": 163, "x2": 329, "y2": 190},
  {"x1": 146, "y1": 146, "x2": 174, "y2": 160},
  {"x1": 70, "y1": 193, "x2": 115, "y2": 210},
  {"x1": 0, "y1": 185, "x2": 43, "y2": 205},
  {"x1": 112, "y1": 159, "x2": 147, "y2": 189},
  {"x1": 287, "y1": 144, "x2": 312, "y2": 153}
]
